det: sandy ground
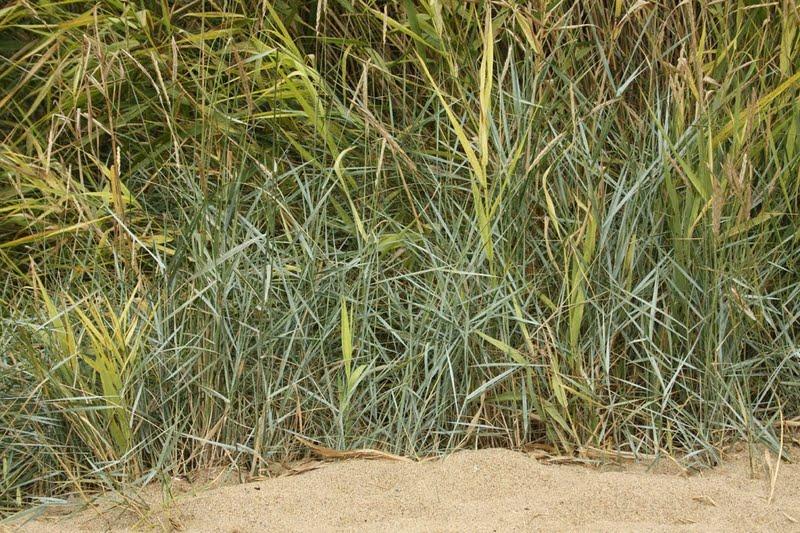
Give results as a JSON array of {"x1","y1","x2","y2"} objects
[{"x1": 10, "y1": 446, "x2": 800, "y2": 532}]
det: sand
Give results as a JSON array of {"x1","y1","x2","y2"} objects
[{"x1": 11, "y1": 446, "x2": 800, "y2": 532}]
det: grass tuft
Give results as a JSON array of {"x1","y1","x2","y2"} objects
[{"x1": 1, "y1": 0, "x2": 798, "y2": 513}]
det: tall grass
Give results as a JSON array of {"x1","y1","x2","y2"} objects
[{"x1": 1, "y1": 0, "x2": 798, "y2": 512}]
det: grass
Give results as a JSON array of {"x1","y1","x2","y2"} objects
[{"x1": 0, "y1": 0, "x2": 798, "y2": 514}]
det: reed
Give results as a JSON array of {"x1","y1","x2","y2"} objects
[{"x1": 0, "y1": 0, "x2": 798, "y2": 513}]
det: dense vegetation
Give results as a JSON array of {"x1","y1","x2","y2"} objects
[{"x1": 1, "y1": 0, "x2": 798, "y2": 512}]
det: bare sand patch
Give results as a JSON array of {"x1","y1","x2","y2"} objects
[{"x1": 12, "y1": 447, "x2": 800, "y2": 532}]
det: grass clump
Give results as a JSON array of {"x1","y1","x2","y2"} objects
[{"x1": 1, "y1": 0, "x2": 798, "y2": 513}]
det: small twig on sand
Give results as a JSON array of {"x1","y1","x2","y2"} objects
[{"x1": 295, "y1": 436, "x2": 412, "y2": 462}]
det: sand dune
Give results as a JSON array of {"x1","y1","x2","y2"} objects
[{"x1": 16, "y1": 447, "x2": 800, "y2": 532}]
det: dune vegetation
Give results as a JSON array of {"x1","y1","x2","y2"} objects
[{"x1": 0, "y1": 0, "x2": 798, "y2": 513}]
